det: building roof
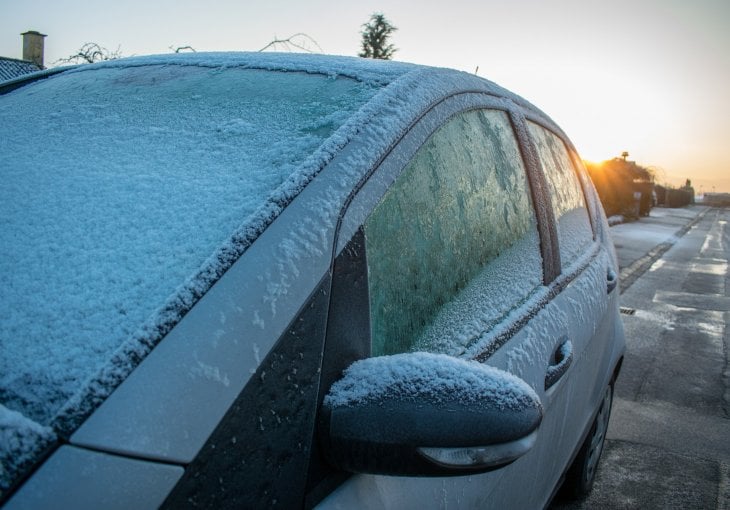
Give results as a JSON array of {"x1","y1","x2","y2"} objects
[{"x1": 0, "y1": 57, "x2": 42, "y2": 82}]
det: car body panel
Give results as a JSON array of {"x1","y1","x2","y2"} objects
[{"x1": 4, "y1": 446, "x2": 183, "y2": 510}]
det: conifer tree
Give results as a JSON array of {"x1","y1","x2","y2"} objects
[{"x1": 359, "y1": 13, "x2": 397, "y2": 60}]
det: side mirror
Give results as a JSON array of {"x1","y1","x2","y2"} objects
[{"x1": 319, "y1": 352, "x2": 542, "y2": 476}]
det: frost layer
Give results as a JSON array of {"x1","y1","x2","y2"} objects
[
  {"x1": 325, "y1": 352, "x2": 539, "y2": 412},
  {"x1": 0, "y1": 62, "x2": 382, "y2": 426},
  {"x1": 0, "y1": 405, "x2": 56, "y2": 492}
]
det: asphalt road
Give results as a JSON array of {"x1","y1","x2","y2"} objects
[{"x1": 551, "y1": 205, "x2": 730, "y2": 509}]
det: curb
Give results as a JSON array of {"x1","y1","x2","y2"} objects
[{"x1": 618, "y1": 208, "x2": 710, "y2": 294}]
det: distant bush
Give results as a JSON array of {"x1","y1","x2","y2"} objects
[
  {"x1": 584, "y1": 158, "x2": 655, "y2": 219},
  {"x1": 655, "y1": 185, "x2": 694, "y2": 208},
  {"x1": 702, "y1": 193, "x2": 730, "y2": 207}
]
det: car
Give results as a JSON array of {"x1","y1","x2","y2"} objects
[{"x1": 0, "y1": 52, "x2": 624, "y2": 509}]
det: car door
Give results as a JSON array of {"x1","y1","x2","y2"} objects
[
  {"x1": 309, "y1": 96, "x2": 578, "y2": 509},
  {"x1": 524, "y1": 119, "x2": 621, "y2": 479}
]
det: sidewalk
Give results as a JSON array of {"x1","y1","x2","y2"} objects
[{"x1": 610, "y1": 205, "x2": 709, "y2": 293}]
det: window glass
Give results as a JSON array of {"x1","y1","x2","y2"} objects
[
  {"x1": 364, "y1": 109, "x2": 543, "y2": 356},
  {"x1": 527, "y1": 122, "x2": 593, "y2": 267}
]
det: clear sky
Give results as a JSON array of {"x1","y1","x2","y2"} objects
[{"x1": 2, "y1": 0, "x2": 728, "y2": 192}]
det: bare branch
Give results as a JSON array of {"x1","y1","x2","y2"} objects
[
  {"x1": 259, "y1": 33, "x2": 323, "y2": 53},
  {"x1": 54, "y1": 43, "x2": 123, "y2": 65},
  {"x1": 170, "y1": 45, "x2": 197, "y2": 53}
]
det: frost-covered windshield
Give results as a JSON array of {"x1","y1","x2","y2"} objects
[{"x1": 0, "y1": 62, "x2": 379, "y2": 474}]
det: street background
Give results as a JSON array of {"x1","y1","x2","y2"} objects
[{"x1": 553, "y1": 205, "x2": 730, "y2": 509}]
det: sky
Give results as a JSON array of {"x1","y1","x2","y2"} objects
[{"x1": 2, "y1": 0, "x2": 728, "y2": 192}]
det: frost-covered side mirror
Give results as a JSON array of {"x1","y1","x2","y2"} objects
[{"x1": 319, "y1": 352, "x2": 543, "y2": 476}]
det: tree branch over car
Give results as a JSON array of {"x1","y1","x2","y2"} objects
[
  {"x1": 55, "y1": 43, "x2": 123, "y2": 65},
  {"x1": 259, "y1": 33, "x2": 323, "y2": 53},
  {"x1": 359, "y1": 13, "x2": 397, "y2": 60},
  {"x1": 170, "y1": 45, "x2": 196, "y2": 53}
]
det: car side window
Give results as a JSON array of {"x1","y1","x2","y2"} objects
[
  {"x1": 363, "y1": 109, "x2": 543, "y2": 357},
  {"x1": 527, "y1": 122, "x2": 594, "y2": 267}
]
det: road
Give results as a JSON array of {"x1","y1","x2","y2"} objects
[{"x1": 552, "y1": 206, "x2": 730, "y2": 509}]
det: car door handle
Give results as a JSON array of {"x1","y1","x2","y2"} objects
[
  {"x1": 606, "y1": 267, "x2": 618, "y2": 294},
  {"x1": 545, "y1": 339, "x2": 573, "y2": 390}
]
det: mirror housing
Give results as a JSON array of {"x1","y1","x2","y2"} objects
[{"x1": 320, "y1": 352, "x2": 542, "y2": 476}]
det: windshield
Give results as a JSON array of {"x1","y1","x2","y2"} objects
[{"x1": 0, "y1": 62, "x2": 379, "y2": 488}]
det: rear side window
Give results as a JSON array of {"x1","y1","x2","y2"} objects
[
  {"x1": 364, "y1": 109, "x2": 543, "y2": 357},
  {"x1": 527, "y1": 122, "x2": 593, "y2": 267}
]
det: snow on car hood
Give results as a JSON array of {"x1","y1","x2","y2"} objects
[
  {"x1": 0, "y1": 54, "x2": 416, "y2": 491},
  {"x1": 0, "y1": 52, "x2": 552, "y2": 493}
]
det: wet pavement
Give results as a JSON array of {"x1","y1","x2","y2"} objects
[{"x1": 551, "y1": 205, "x2": 730, "y2": 510}]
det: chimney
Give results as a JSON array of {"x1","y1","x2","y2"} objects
[{"x1": 21, "y1": 30, "x2": 47, "y2": 68}]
